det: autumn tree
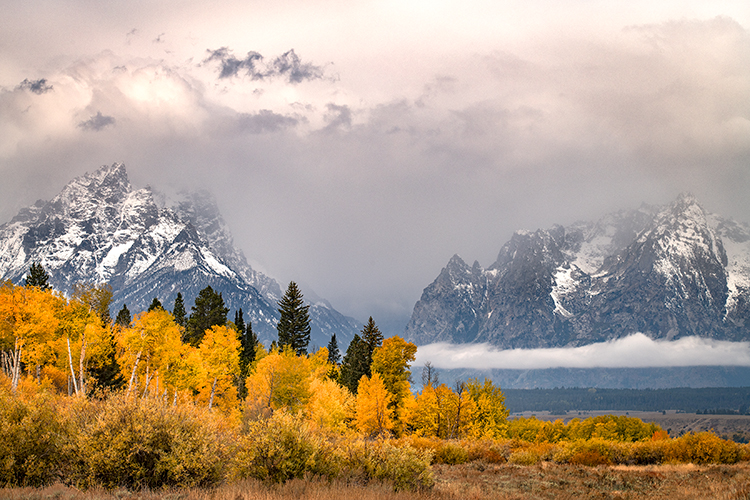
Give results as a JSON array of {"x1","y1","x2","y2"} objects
[
  {"x1": 356, "y1": 372, "x2": 393, "y2": 437},
  {"x1": 25, "y1": 263, "x2": 51, "y2": 290},
  {"x1": 245, "y1": 347, "x2": 312, "y2": 417},
  {"x1": 276, "y1": 281, "x2": 311, "y2": 355},
  {"x1": 371, "y1": 336, "x2": 417, "y2": 434},
  {"x1": 198, "y1": 324, "x2": 240, "y2": 410},
  {"x1": 185, "y1": 286, "x2": 228, "y2": 346},
  {"x1": 466, "y1": 378, "x2": 509, "y2": 439},
  {"x1": 339, "y1": 318, "x2": 384, "y2": 393}
]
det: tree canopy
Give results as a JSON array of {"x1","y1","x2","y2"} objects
[
  {"x1": 184, "y1": 286, "x2": 228, "y2": 347},
  {"x1": 276, "y1": 281, "x2": 311, "y2": 356}
]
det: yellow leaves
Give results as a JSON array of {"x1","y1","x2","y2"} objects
[
  {"x1": 199, "y1": 325, "x2": 240, "y2": 380},
  {"x1": 356, "y1": 372, "x2": 393, "y2": 437},
  {"x1": 245, "y1": 348, "x2": 312, "y2": 415},
  {"x1": 306, "y1": 377, "x2": 354, "y2": 433}
]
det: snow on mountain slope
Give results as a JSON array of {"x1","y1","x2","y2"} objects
[
  {"x1": 406, "y1": 194, "x2": 750, "y2": 348},
  {"x1": 0, "y1": 163, "x2": 358, "y2": 347}
]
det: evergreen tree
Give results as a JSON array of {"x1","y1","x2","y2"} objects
[
  {"x1": 238, "y1": 320, "x2": 258, "y2": 400},
  {"x1": 234, "y1": 308, "x2": 246, "y2": 335},
  {"x1": 172, "y1": 292, "x2": 187, "y2": 328},
  {"x1": 339, "y1": 334, "x2": 368, "y2": 394},
  {"x1": 25, "y1": 262, "x2": 51, "y2": 290},
  {"x1": 115, "y1": 304, "x2": 132, "y2": 327},
  {"x1": 276, "y1": 281, "x2": 311, "y2": 356},
  {"x1": 338, "y1": 318, "x2": 384, "y2": 394},
  {"x1": 184, "y1": 286, "x2": 229, "y2": 346},
  {"x1": 88, "y1": 328, "x2": 125, "y2": 392},
  {"x1": 327, "y1": 333, "x2": 341, "y2": 365},
  {"x1": 147, "y1": 297, "x2": 163, "y2": 311},
  {"x1": 361, "y1": 316, "x2": 384, "y2": 376}
]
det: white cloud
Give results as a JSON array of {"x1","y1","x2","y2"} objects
[{"x1": 415, "y1": 333, "x2": 750, "y2": 369}]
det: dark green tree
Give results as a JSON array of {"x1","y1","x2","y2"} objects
[
  {"x1": 276, "y1": 281, "x2": 311, "y2": 356},
  {"x1": 327, "y1": 333, "x2": 341, "y2": 365},
  {"x1": 25, "y1": 262, "x2": 51, "y2": 290},
  {"x1": 338, "y1": 317, "x2": 384, "y2": 394},
  {"x1": 237, "y1": 319, "x2": 258, "y2": 400},
  {"x1": 147, "y1": 297, "x2": 163, "y2": 311},
  {"x1": 339, "y1": 334, "x2": 367, "y2": 394},
  {"x1": 172, "y1": 292, "x2": 187, "y2": 328},
  {"x1": 360, "y1": 316, "x2": 384, "y2": 374},
  {"x1": 184, "y1": 286, "x2": 229, "y2": 346},
  {"x1": 234, "y1": 308, "x2": 246, "y2": 335},
  {"x1": 115, "y1": 304, "x2": 132, "y2": 327},
  {"x1": 88, "y1": 328, "x2": 125, "y2": 392}
]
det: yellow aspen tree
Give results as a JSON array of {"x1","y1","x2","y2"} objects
[
  {"x1": 245, "y1": 347, "x2": 311, "y2": 416},
  {"x1": 117, "y1": 309, "x2": 171, "y2": 397},
  {"x1": 370, "y1": 335, "x2": 416, "y2": 435},
  {"x1": 355, "y1": 372, "x2": 393, "y2": 437},
  {"x1": 198, "y1": 324, "x2": 240, "y2": 410},
  {"x1": 0, "y1": 283, "x2": 61, "y2": 392},
  {"x1": 466, "y1": 378, "x2": 509, "y2": 439},
  {"x1": 305, "y1": 377, "x2": 354, "y2": 433}
]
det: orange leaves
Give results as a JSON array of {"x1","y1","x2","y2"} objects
[{"x1": 356, "y1": 372, "x2": 394, "y2": 437}]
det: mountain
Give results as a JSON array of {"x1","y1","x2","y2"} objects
[
  {"x1": 405, "y1": 194, "x2": 750, "y2": 348},
  {"x1": 0, "y1": 163, "x2": 359, "y2": 347}
]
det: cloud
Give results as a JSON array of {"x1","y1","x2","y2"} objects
[
  {"x1": 18, "y1": 79, "x2": 53, "y2": 94},
  {"x1": 415, "y1": 333, "x2": 750, "y2": 369},
  {"x1": 204, "y1": 47, "x2": 323, "y2": 83},
  {"x1": 78, "y1": 112, "x2": 116, "y2": 131},
  {"x1": 236, "y1": 110, "x2": 298, "y2": 134}
]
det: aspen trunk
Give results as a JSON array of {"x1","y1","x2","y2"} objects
[
  {"x1": 208, "y1": 377, "x2": 218, "y2": 410},
  {"x1": 67, "y1": 337, "x2": 79, "y2": 396},
  {"x1": 126, "y1": 349, "x2": 142, "y2": 397},
  {"x1": 78, "y1": 330, "x2": 86, "y2": 397}
]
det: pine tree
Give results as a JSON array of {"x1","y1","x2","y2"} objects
[
  {"x1": 361, "y1": 317, "x2": 384, "y2": 376},
  {"x1": 276, "y1": 281, "x2": 311, "y2": 356},
  {"x1": 339, "y1": 334, "x2": 368, "y2": 394},
  {"x1": 185, "y1": 286, "x2": 229, "y2": 346},
  {"x1": 25, "y1": 262, "x2": 51, "y2": 290},
  {"x1": 115, "y1": 304, "x2": 132, "y2": 327},
  {"x1": 148, "y1": 297, "x2": 163, "y2": 311},
  {"x1": 172, "y1": 292, "x2": 187, "y2": 328},
  {"x1": 327, "y1": 333, "x2": 341, "y2": 365},
  {"x1": 234, "y1": 308, "x2": 246, "y2": 335},
  {"x1": 238, "y1": 320, "x2": 258, "y2": 400}
]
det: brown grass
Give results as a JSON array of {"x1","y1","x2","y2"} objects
[{"x1": 4, "y1": 462, "x2": 750, "y2": 500}]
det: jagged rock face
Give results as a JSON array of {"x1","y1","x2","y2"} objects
[
  {"x1": 0, "y1": 163, "x2": 358, "y2": 348},
  {"x1": 405, "y1": 194, "x2": 750, "y2": 348}
]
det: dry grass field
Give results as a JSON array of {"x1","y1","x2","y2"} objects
[{"x1": 4, "y1": 462, "x2": 750, "y2": 500}]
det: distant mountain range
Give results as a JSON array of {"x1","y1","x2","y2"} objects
[
  {"x1": 405, "y1": 194, "x2": 750, "y2": 348},
  {"x1": 0, "y1": 163, "x2": 359, "y2": 348}
]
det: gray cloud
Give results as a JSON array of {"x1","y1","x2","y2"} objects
[
  {"x1": 18, "y1": 78, "x2": 53, "y2": 94},
  {"x1": 204, "y1": 47, "x2": 323, "y2": 83},
  {"x1": 236, "y1": 110, "x2": 298, "y2": 134},
  {"x1": 415, "y1": 334, "x2": 750, "y2": 369},
  {"x1": 78, "y1": 112, "x2": 116, "y2": 131}
]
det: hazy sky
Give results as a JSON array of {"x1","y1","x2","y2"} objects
[{"x1": 1, "y1": 0, "x2": 749, "y2": 334}]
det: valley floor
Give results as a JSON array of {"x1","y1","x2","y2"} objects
[{"x1": 4, "y1": 462, "x2": 750, "y2": 500}]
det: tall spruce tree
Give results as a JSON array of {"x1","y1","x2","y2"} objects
[
  {"x1": 339, "y1": 334, "x2": 367, "y2": 393},
  {"x1": 184, "y1": 286, "x2": 229, "y2": 346},
  {"x1": 338, "y1": 317, "x2": 384, "y2": 394},
  {"x1": 327, "y1": 333, "x2": 341, "y2": 365},
  {"x1": 238, "y1": 320, "x2": 258, "y2": 399},
  {"x1": 147, "y1": 297, "x2": 163, "y2": 311},
  {"x1": 276, "y1": 281, "x2": 311, "y2": 355},
  {"x1": 234, "y1": 308, "x2": 246, "y2": 335},
  {"x1": 115, "y1": 304, "x2": 132, "y2": 327},
  {"x1": 172, "y1": 292, "x2": 187, "y2": 327},
  {"x1": 25, "y1": 262, "x2": 51, "y2": 290}
]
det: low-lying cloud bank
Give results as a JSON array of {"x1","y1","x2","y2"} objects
[{"x1": 415, "y1": 333, "x2": 750, "y2": 369}]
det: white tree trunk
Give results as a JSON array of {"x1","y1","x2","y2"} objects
[
  {"x1": 126, "y1": 349, "x2": 142, "y2": 397},
  {"x1": 67, "y1": 337, "x2": 79, "y2": 396},
  {"x1": 208, "y1": 377, "x2": 218, "y2": 410}
]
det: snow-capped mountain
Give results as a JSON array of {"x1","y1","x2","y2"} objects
[
  {"x1": 0, "y1": 163, "x2": 359, "y2": 347},
  {"x1": 405, "y1": 194, "x2": 750, "y2": 348}
]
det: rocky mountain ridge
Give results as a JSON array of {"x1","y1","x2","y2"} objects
[
  {"x1": 0, "y1": 163, "x2": 359, "y2": 347},
  {"x1": 405, "y1": 194, "x2": 750, "y2": 348}
]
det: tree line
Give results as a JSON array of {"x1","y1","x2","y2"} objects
[{"x1": 1, "y1": 263, "x2": 509, "y2": 439}]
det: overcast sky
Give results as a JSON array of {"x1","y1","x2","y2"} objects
[{"x1": 1, "y1": 0, "x2": 749, "y2": 335}]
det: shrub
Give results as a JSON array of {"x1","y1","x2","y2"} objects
[
  {"x1": 668, "y1": 432, "x2": 742, "y2": 465},
  {"x1": 433, "y1": 441, "x2": 469, "y2": 465},
  {"x1": 70, "y1": 395, "x2": 230, "y2": 490},
  {"x1": 0, "y1": 393, "x2": 71, "y2": 487},
  {"x1": 356, "y1": 440, "x2": 434, "y2": 491}
]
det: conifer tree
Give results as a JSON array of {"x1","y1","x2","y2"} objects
[
  {"x1": 172, "y1": 292, "x2": 187, "y2": 327},
  {"x1": 339, "y1": 334, "x2": 368, "y2": 394},
  {"x1": 238, "y1": 320, "x2": 258, "y2": 399},
  {"x1": 115, "y1": 304, "x2": 132, "y2": 327},
  {"x1": 327, "y1": 333, "x2": 341, "y2": 365},
  {"x1": 185, "y1": 286, "x2": 229, "y2": 346},
  {"x1": 25, "y1": 262, "x2": 51, "y2": 290},
  {"x1": 148, "y1": 297, "x2": 163, "y2": 311},
  {"x1": 234, "y1": 308, "x2": 246, "y2": 335},
  {"x1": 361, "y1": 316, "x2": 384, "y2": 373},
  {"x1": 276, "y1": 281, "x2": 311, "y2": 356}
]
